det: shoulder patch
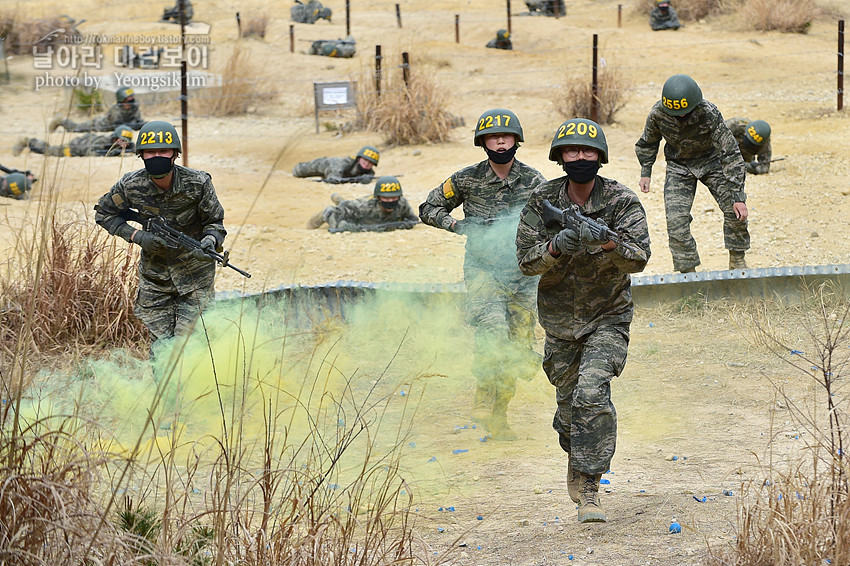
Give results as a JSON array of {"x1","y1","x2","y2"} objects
[
  {"x1": 441, "y1": 177, "x2": 455, "y2": 199},
  {"x1": 111, "y1": 194, "x2": 125, "y2": 207}
]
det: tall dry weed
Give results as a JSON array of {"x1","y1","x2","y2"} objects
[
  {"x1": 195, "y1": 43, "x2": 277, "y2": 117},
  {"x1": 0, "y1": 12, "x2": 82, "y2": 55},
  {"x1": 740, "y1": 0, "x2": 817, "y2": 33},
  {"x1": 552, "y1": 67, "x2": 630, "y2": 125},
  {"x1": 633, "y1": 0, "x2": 734, "y2": 20}
]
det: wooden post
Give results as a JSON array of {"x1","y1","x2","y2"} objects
[
  {"x1": 289, "y1": 25, "x2": 295, "y2": 53},
  {"x1": 618, "y1": 4, "x2": 622, "y2": 28},
  {"x1": 346, "y1": 0, "x2": 351, "y2": 37},
  {"x1": 180, "y1": 0, "x2": 188, "y2": 166},
  {"x1": 395, "y1": 3, "x2": 402, "y2": 28},
  {"x1": 506, "y1": 0, "x2": 512, "y2": 34},
  {"x1": 455, "y1": 14, "x2": 460, "y2": 43},
  {"x1": 236, "y1": 12, "x2": 242, "y2": 37},
  {"x1": 401, "y1": 52, "x2": 410, "y2": 87},
  {"x1": 591, "y1": 34, "x2": 599, "y2": 124},
  {"x1": 838, "y1": 20, "x2": 844, "y2": 111},
  {"x1": 375, "y1": 45, "x2": 382, "y2": 97}
]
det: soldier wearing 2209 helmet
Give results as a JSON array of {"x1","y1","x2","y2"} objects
[
  {"x1": 419, "y1": 108, "x2": 546, "y2": 442},
  {"x1": 517, "y1": 118, "x2": 650, "y2": 524},
  {"x1": 94, "y1": 120, "x2": 226, "y2": 350},
  {"x1": 293, "y1": 145, "x2": 378, "y2": 184},
  {"x1": 636, "y1": 74, "x2": 749, "y2": 272},
  {"x1": 725, "y1": 118, "x2": 772, "y2": 175}
]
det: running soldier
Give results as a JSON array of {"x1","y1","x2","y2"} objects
[
  {"x1": 291, "y1": 0, "x2": 332, "y2": 23},
  {"x1": 636, "y1": 74, "x2": 749, "y2": 271},
  {"x1": 14, "y1": 124, "x2": 134, "y2": 157},
  {"x1": 293, "y1": 145, "x2": 379, "y2": 184},
  {"x1": 419, "y1": 108, "x2": 546, "y2": 441},
  {"x1": 307, "y1": 175, "x2": 419, "y2": 232},
  {"x1": 486, "y1": 29, "x2": 513, "y2": 50},
  {"x1": 94, "y1": 120, "x2": 226, "y2": 350},
  {"x1": 517, "y1": 118, "x2": 650, "y2": 523},
  {"x1": 725, "y1": 118, "x2": 772, "y2": 175},
  {"x1": 49, "y1": 87, "x2": 144, "y2": 133},
  {"x1": 650, "y1": 0, "x2": 682, "y2": 31}
]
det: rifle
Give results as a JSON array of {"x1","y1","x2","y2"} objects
[
  {"x1": 540, "y1": 199, "x2": 640, "y2": 255},
  {"x1": 120, "y1": 208, "x2": 251, "y2": 278},
  {"x1": 0, "y1": 164, "x2": 38, "y2": 183},
  {"x1": 768, "y1": 157, "x2": 784, "y2": 163},
  {"x1": 328, "y1": 220, "x2": 418, "y2": 233}
]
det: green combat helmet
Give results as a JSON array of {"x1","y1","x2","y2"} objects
[
  {"x1": 549, "y1": 118, "x2": 609, "y2": 164},
  {"x1": 112, "y1": 124, "x2": 134, "y2": 143},
  {"x1": 319, "y1": 7, "x2": 332, "y2": 21},
  {"x1": 660, "y1": 74, "x2": 702, "y2": 116},
  {"x1": 135, "y1": 120, "x2": 181, "y2": 155},
  {"x1": 116, "y1": 86, "x2": 136, "y2": 103},
  {"x1": 497, "y1": 29, "x2": 510, "y2": 40},
  {"x1": 4, "y1": 172, "x2": 32, "y2": 197},
  {"x1": 473, "y1": 108, "x2": 524, "y2": 147},
  {"x1": 321, "y1": 42, "x2": 339, "y2": 57},
  {"x1": 356, "y1": 145, "x2": 380, "y2": 165},
  {"x1": 373, "y1": 175, "x2": 402, "y2": 198},
  {"x1": 745, "y1": 120, "x2": 771, "y2": 146}
]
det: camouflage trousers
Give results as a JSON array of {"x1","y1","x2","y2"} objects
[
  {"x1": 135, "y1": 274, "x2": 215, "y2": 345},
  {"x1": 543, "y1": 323, "x2": 630, "y2": 475},
  {"x1": 464, "y1": 265, "x2": 540, "y2": 399},
  {"x1": 664, "y1": 159, "x2": 750, "y2": 272},
  {"x1": 27, "y1": 138, "x2": 74, "y2": 157}
]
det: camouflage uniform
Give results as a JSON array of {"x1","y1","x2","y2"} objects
[
  {"x1": 60, "y1": 103, "x2": 144, "y2": 133},
  {"x1": 321, "y1": 195, "x2": 419, "y2": 232},
  {"x1": 308, "y1": 38, "x2": 356, "y2": 58},
  {"x1": 635, "y1": 99, "x2": 748, "y2": 272},
  {"x1": 94, "y1": 164, "x2": 226, "y2": 342},
  {"x1": 1, "y1": 175, "x2": 29, "y2": 200},
  {"x1": 516, "y1": 175, "x2": 650, "y2": 475},
  {"x1": 525, "y1": 0, "x2": 566, "y2": 16},
  {"x1": 419, "y1": 159, "x2": 546, "y2": 407},
  {"x1": 650, "y1": 4, "x2": 682, "y2": 30},
  {"x1": 486, "y1": 37, "x2": 513, "y2": 50},
  {"x1": 291, "y1": 0, "x2": 328, "y2": 23},
  {"x1": 23, "y1": 133, "x2": 134, "y2": 157},
  {"x1": 725, "y1": 117, "x2": 772, "y2": 175},
  {"x1": 292, "y1": 155, "x2": 373, "y2": 184},
  {"x1": 162, "y1": 0, "x2": 194, "y2": 22}
]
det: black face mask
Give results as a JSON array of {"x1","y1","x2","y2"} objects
[
  {"x1": 144, "y1": 156, "x2": 174, "y2": 178},
  {"x1": 485, "y1": 144, "x2": 518, "y2": 165},
  {"x1": 563, "y1": 159, "x2": 600, "y2": 183},
  {"x1": 380, "y1": 199, "x2": 400, "y2": 211}
]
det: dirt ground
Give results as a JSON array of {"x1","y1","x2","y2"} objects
[{"x1": 1, "y1": 0, "x2": 849, "y2": 563}]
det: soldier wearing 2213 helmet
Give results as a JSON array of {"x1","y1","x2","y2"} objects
[
  {"x1": 516, "y1": 118, "x2": 650, "y2": 524},
  {"x1": 419, "y1": 108, "x2": 546, "y2": 441},
  {"x1": 94, "y1": 120, "x2": 226, "y2": 351}
]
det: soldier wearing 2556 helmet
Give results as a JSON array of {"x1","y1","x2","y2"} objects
[
  {"x1": 420, "y1": 108, "x2": 546, "y2": 442},
  {"x1": 636, "y1": 74, "x2": 749, "y2": 272},
  {"x1": 293, "y1": 145, "x2": 379, "y2": 184},
  {"x1": 94, "y1": 120, "x2": 226, "y2": 351},
  {"x1": 517, "y1": 118, "x2": 650, "y2": 524},
  {"x1": 725, "y1": 118, "x2": 772, "y2": 175},
  {"x1": 307, "y1": 175, "x2": 419, "y2": 232}
]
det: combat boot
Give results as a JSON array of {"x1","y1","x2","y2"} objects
[
  {"x1": 48, "y1": 115, "x2": 64, "y2": 132},
  {"x1": 470, "y1": 385, "x2": 494, "y2": 425},
  {"x1": 12, "y1": 137, "x2": 30, "y2": 156},
  {"x1": 729, "y1": 250, "x2": 747, "y2": 270},
  {"x1": 488, "y1": 394, "x2": 518, "y2": 441},
  {"x1": 679, "y1": 266, "x2": 696, "y2": 273},
  {"x1": 567, "y1": 458, "x2": 581, "y2": 503},
  {"x1": 577, "y1": 473, "x2": 607, "y2": 523},
  {"x1": 330, "y1": 192, "x2": 343, "y2": 205},
  {"x1": 306, "y1": 211, "x2": 326, "y2": 229}
]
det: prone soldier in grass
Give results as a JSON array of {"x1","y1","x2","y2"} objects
[
  {"x1": 419, "y1": 108, "x2": 546, "y2": 441},
  {"x1": 291, "y1": 0, "x2": 332, "y2": 23},
  {"x1": 486, "y1": 29, "x2": 513, "y2": 50},
  {"x1": 49, "y1": 87, "x2": 144, "y2": 133},
  {"x1": 650, "y1": 0, "x2": 682, "y2": 31},
  {"x1": 94, "y1": 120, "x2": 226, "y2": 350},
  {"x1": 293, "y1": 145, "x2": 379, "y2": 184},
  {"x1": 516, "y1": 118, "x2": 650, "y2": 523},
  {"x1": 14, "y1": 124, "x2": 134, "y2": 157},
  {"x1": 725, "y1": 118, "x2": 772, "y2": 175},
  {"x1": 307, "y1": 175, "x2": 419, "y2": 232}
]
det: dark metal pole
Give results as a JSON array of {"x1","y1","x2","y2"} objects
[
  {"x1": 375, "y1": 45, "x2": 382, "y2": 96},
  {"x1": 180, "y1": 0, "x2": 188, "y2": 165},
  {"x1": 289, "y1": 25, "x2": 295, "y2": 53},
  {"x1": 591, "y1": 34, "x2": 599, "y2": 124},
  {"x1": 838, "y1": 20, "x2": 844, "y2": 111},
  {"x1": 506, "y1": 0, "x2": 512, "y2": 34},
  {"x1": 236, "y1": 12, "x2": 241, "y2": 37},
  {"x1": 455, "y1": 14, "x2": 460, "y2": 43},
  {"x1": 618, "y1": 4, "x2": 622, "y2": 28},
  {"x1": 401, "y1": 52, "x2": 410, "y2": 87},
  {"x1": 395, "y1": 3, "x2": 402, "y2": 28},
  {"x1": 346, "y1": 0, "x2": 351, "y2": 37}
]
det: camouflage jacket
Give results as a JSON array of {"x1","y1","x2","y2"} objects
[
  {"x1": 636, "y1": 99, "x2": 746, "y2": 201},
  {"x1": 291, "y1": 0, "x2": 323, "y2": 23},
  {"x1": 94, "y1": 165, "x2": 226, "y2": 294},
  {"x1": 419, "y1": 158, "x2": 545, "y2": 271},
  {"x1": 725, "y1": 117, "x2": 772, "y2": 175},
  {"x1": 650, "y1": 5, "x2": 681, "y2": 30},
  {"x1": 292, "y1": 155, "x2": 373, "y2": 183},
  {"x1": 516, "y1": 175, "x2": 651, "y2": 340},
  {"x1": 66, "y1": 103, "x2": 144, "y2": 133},
  {"x1": 525, "y1": 0, "x2": 565, "y2": 16},
  {"x1": 70, "y1": 133, "x2": 133, "y2": 156},
  {"x1": 486, "y1": 38, "x2": 513, "y2": 50},
  {"x1": 325, "y1": 196, "x2": 418, "y2": 231}
]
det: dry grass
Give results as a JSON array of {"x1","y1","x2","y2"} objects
[
  {"x1": 632, "y1": 0, "x2": 736, "y2": 20},
  {"x1": 552, "y1": 66, "x2": 630, "y2": 125},
  {"x1": 0, "y1": 12, "x2": 82, "y2": 55},
  {"x1": 740, "y1": 0, "x2": 818, "y2": 33},
  {"x1": 241, "y1": 14, "x2": 270, "y2": 39},
  {"x1": 354, "y1": 61, "x2": 461, "y2": 145},
  {"x1": 194, "y1": 43, "x2": 278, "y2": 117}
]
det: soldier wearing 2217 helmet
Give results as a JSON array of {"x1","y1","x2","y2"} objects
[
  {"x1": 94, "y1": 120, "x2": 226, "y2": 351},
  {"x1": 419, "y1": 108, "x2": 546, "y2": 442},
  {"x1": 516, "y1": 118, "x2": 650, "y2": 524}
]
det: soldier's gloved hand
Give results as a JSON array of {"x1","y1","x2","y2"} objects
[
  {"x1": 551, "y1": 226, "x2": 581, "y2": 255},
  {"x1": 356, "y1": 174, "x2": 373, "y2": 184},
  {"x1": 191, "y1": 235, "x2": 217, "y2": 261},
  {"x1": 579, "y1": 219, "x2": 610, "y2": 246},
  {"x1": 134, "y1": 231, "x2": 168, "y2": 254},
  {"x1": 452, "y1": 218, "x2": 474, "y2": 235},
  {"x1": 323, "y1": 176, "x2": 344, "y2": 184},
  {"x1": 745, "y1": 162, "x2": 758, "y2": 174}
]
